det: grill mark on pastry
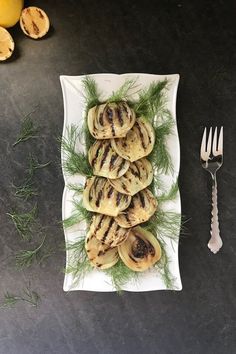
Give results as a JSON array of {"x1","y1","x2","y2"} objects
[
  {"x1": 95, "y1": 215, "x2": 105, "y2": 233},
  {"x1": 97, "y1": 250, "x2": 106, "y2": 257},
  {"x1": 117, "y1": 159, "x2": 126, "y2": 175},
  {"x1": 100, "y1": 144, "x2": 110, "y2": 168},
  {"x1": 136, "y1": 122, "x2": 146, "y2": 149},
  {"x1": 91, "y1": 142, "x2": 103, "y2": 167},
  {"x1": 89, "y1": 188, "x2": 93, "y2": 202},
  {"x1": 109, "y1": 154, "x2": 118, "y2": 170},
  {"x1": 116, "y1": 108, "x2": 124, "y2": 126},
  {"x1": 95, "y1": 189, "x2": 103, "y2": 207},
  {"x1": 139, "y1": 192, "x2": 146, "y2": 208},
  {"x1": 122, "y1": 183, "x2": 129, "y2": 193},
  {"x1": 106, "y1": 107, "x2": 115, "y2": 136},
  {"x1": 129, "y1": 198, "x2": 134, "y2": 209},
  {"x1": 142, "y1": 122, "x2": 152, "y2": 143},
  {"x1": 125, "y1": 213, "x2": 131, "y2": 224},
  {"x1": 124, "y1": 195, "x2": 129, "y2": 202},
  {"x1": 99, "y1": 112, "x2": 104, "y2": 126},
  {"x1": 116, "y1": 192, "x2": 122, "y2": 206},
  {"x1": 133, "y1": 162, "x2": 141, "y2": 178},
  {"x1": 32, "y1": 21, "x2": 40, "y2": 35},
  {"x1": 122, "y1": 103, "x2": 128, "y2": 114},
  {"x1": 130, "y1": 167, "x2": 139, "y2": 177},
  {"x1": 101, "y1": 218, "x2": 114, "y2": 243},
  {"x1": 107, "y1": 186, "x2": 114, "y2": 198},
  {"x1": 94, "y1": 177, "x2": 101, "y2": 190}
]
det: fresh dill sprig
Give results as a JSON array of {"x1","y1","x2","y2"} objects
[
  {"x1": 65, "y1": 237, "x2": 93, "y2": 284},
  {"x1": 105, "y1": 260, "x2": 139, "y2": 292},
  {"x1": 67, "y1": 183, "x2": 84, "y2": 194},
  {"x1": 107, "y1": 78, "x2": 139, "y2": 103},
  {"x1": 149, "y1": 116, "x2": 174, "y2": 175},
  {"x1": 63, "y1": 200, "x2": 92, "y2": 228},
  {"x1": 155, "y1": 240, "x2": 176, "y2": 289},
  {"x1": 6, "y1": 204, "x2": 38, "y2": 241},
  {"x1": 133, "y1": 79, "x2": 168, "y2": 121},
  {"x1": 13, "y1": 179, "x2": 38, "y2": 200},
  {"x1": 158, "y1": 181, "x2": 179, "y2": 203},
  {"x1": 82, "y1": 76, "x2": 101, "y2": 109},
  {"x1": 28, "y1": 154, "x2": 51, "y2": 178},
  {"x1": 144, "y1": 210, "x2": 181, "y2": 242},
  {"x1": 15, "y1": 235, "x2": 50, "y2": 269},
  {"x1": 0, "y1": 285, "x2": 41, "y2": 308},
  {"x1": 13, "y1": 112, "x2": 39, "y2": 147},
  {"x1": 60, "y1": 125, "x2": 92, "y2": 176}
]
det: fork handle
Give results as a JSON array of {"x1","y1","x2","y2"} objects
[{"x1": 209, "y1": 177, "x2": 222, "y2": 253}]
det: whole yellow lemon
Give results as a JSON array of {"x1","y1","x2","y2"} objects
[{"x1": 0, "y1": 0, "x2": 24, "y2": 28}]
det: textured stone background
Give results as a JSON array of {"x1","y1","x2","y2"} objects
[{"x1": 0, "y1": 0, "x2": 235, "y2": 353}]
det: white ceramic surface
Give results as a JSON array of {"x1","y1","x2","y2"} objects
[{"x1": 60, "y1": 73, "x2": 182, "y2": 292}]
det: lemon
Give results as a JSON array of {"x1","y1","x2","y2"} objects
[
  {"x1": 0, "y1": 0, "x2": 24, "y2": 28},
  {"x1": 0, "y1": 26, "x2": 14, "y2": 60}
]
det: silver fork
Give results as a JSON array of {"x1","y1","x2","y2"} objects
[{"x1": 200, "y1": 127, "x2": 223, "y2": 254}]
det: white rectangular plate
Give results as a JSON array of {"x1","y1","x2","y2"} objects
[{"x1": 60, "y1": 73, "x2": 182, "y2": 292}]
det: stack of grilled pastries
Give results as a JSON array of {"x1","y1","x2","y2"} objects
[{"x1": 83, "y1": 101, "x2": 162, "y2": 272}]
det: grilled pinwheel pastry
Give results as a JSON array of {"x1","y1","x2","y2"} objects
[
  {"x1": 88, "y1": 140, "x2": 130, "y2": 179},
  {"x1": 86, "y1": 230, "x2": 119, "y2": 269},
  {"x1": 108, "y1": 158, "x2": 153, "y2": 195},
  {"x1": 88, "y1": 102, "x2": 136, "y2": 139},
  {"x1": 83, "y1": 177, "x2": 131, "y2": 217},
  {"x1": 111, "y1": 117, "x2": 155, "y2": 162},
  {"x1": 89, "y1": 214, "x2": 131, "y2": 247},
  {"x1": 115, "y1": 188, "x2": 157, "y2": 228},
  {"x1": 118, "y1": 226, "x2": 161, "y2": 271}
]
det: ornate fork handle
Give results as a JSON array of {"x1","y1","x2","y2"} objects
[{"x1": 208, "y1": 177, "x2": 223, "y2": 254}]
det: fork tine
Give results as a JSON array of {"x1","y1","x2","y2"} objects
[
  {"x1": 212, "y1": 127, "x2": 218, "y2": 156},
  {"x1": 218, "y1": 126, "x2": 223, "y2": 154},
  {"x1": 200, "y1": 127, "x2": 207, "y2": 159},
  {"x1": 206, "y1": 127, "x2": 212, "y2": 155}
]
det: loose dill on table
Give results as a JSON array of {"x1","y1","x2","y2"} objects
[
  {"x1": 15, "y1": 235, "x2": 52, "y2": 269},
  {"x1": 0, "y1": 284, "x2": 41, "y2": 309},
  {"x1": 13, "y1": 111, "x2": 39, "y2": 147},
  {"x1": 27, "y1": 154, "x2": 51, "y2": 178},
  {"x1": 6, "y1": 204, "x2": 38, "y2": 241},
  {"x1": 13, "y1": 179, "x2": 38, "y2": 200}
]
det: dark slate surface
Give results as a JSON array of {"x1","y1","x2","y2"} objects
[{"x1": 0, "y1": 0, "x2": 236, "y2": 353}]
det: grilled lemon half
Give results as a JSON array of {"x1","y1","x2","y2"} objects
[{"x1": 88, "y1": 101, "x2": 136, "y2": 139}]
